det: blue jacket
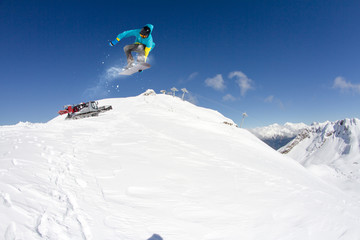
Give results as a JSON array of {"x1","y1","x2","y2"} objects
[{"x1": 110, "y1": 24, "x2": 155, "y2": 57}]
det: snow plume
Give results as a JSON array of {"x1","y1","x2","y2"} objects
[
  {"x1": 229, "y1": 71, "x2": 254, "y2": 96},
  {"x1": 333, "y1": 76, "x2": 360, "y2": 93},
  {"x1": 205, "y1": 74, "x2": 226, "y2": 91},
  {"x1": 106, "y1": 66, "x2": 123, "y2": 79},
  {"x1": 83, "y1": 66, "x2": 123, "y2": 98}
]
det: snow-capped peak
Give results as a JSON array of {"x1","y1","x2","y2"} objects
[{"x1": 279, "y1": 118, "x2": 360, "y2": 200}]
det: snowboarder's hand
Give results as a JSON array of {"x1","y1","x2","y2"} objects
[{"x1": 109, "y1": 41, "x2": 115, "y2": 47}]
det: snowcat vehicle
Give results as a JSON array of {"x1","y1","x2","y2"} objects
[{"x1": 58, "y1": 101, "x2": 112, "y2": 120}]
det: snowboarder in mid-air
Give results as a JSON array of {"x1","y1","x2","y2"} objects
[{"x1": 109, "y1": 24, "x2": 155, "y2": 72}]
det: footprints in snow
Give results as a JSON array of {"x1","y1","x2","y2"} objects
[
  {"x1": 38, "y1": 141, "x2": 92, "y2": 239},
  {"x1": 4, "y1": 222, "x2": 16, "y2": 240},
  {"x1": 1, "y1": 192, "x2": 12, "y2": 207},
  {"x1": 1, "y1": 133, "x2": 92, "y2": 239},
  {"x1": 1, "y1": 193, "x2": 16, "y2": 240}
]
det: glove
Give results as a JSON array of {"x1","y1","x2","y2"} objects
[{"x1": 109, "y1": 37, "x2": 120, "y2": 47}]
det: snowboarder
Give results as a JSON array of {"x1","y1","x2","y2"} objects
[{"x1": 109, "y1": 24, "x2": 155, "y2": 70}]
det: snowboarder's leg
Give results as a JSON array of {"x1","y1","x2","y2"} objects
[
  {"x1": 123, "y1": 44, "x2": 146, "y2": 68},
  {"x1": 123, "y1": 44, "x2": 137, "y2": 67},
  {"x1": 134, "y1": 44, "x2": 146, "y2": 63}
]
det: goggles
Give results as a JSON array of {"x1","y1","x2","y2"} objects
[{"x1": 140, "y1": 34, "x2": 148, "y2": 38}]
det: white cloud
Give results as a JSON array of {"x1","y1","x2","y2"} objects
[
  {"x1": 188, "y1": 72, "x2": 199, "y2": 81},
  {"x1": 264, "y1": 95, "x2": 284, "y2": 109},
  {"x1": 205, "y1": 74, "x2": 226, "y2": 91},
  {"x1": 264, "y1": 95, "x2": 274, "y2": 103},
  {"x1": 223, "y1": 94, "x2": 236, "y2": 101},
  {"x1": 333, "y1": 76, "x2": 360, "y2": 93},
  {"x1": 179, "y1": 72, "x2": 199, "y2": 84},
  {"x1": 228, "y1": 71, "x2": 254, "y2": 96},
  {"x1": 186, "y1": 92, "x2": 199, "y2": 105},
  {"x1": 278, "y1": 101, "x2": 284, "y2": 109}
]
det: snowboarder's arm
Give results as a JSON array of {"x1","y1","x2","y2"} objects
[
  {"x1": 109, "y1": 29, "x2": 139, "y2": 46},
  {"x1": 144, "y1": 47, "x2": 151, "y2": 62},
  {"x1": 143, "y1": 38, "x2": 155, "y2": 62}
]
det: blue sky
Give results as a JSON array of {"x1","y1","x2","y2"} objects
[{"x1": 1, "y1": 0, "x2": 359, "y2": 128}]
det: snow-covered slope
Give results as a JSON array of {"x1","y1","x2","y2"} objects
[
  {"x1": 279, "y1": 118, "x2": 360, "y2": 200},
  {"x1": 1, "y1": 90, "x2": 360, "y2": 240},
  {"x1": 249, "y1": 122, "x2": 308, "y2": 150}
]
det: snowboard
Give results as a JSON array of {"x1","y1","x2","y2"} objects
[{"x1": 120, "y1": 62, "x2": 151, "y2": 75}]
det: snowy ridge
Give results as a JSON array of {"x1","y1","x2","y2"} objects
[
  {"x1": 1, "y1": 90, "x2": 360, "y2": 239},
  {"x1": 279, "y1": 118, "x2": 360, "y2": 199}
]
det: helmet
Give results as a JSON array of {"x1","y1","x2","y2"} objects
[{"x1": 140, "y1": 26, "x2": 151, "y2": 38}]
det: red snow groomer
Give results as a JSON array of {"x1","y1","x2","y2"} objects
[{"x1": 58, "y1": 101, "x2": 112, "y2": 120}]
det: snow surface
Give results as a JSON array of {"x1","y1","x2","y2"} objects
[
  {"x1": 1, "y1": 90, "x2": 360, "y2": 240},
  {"x1": 279, "y1": 118, "x2": 360, "y2": 202}
]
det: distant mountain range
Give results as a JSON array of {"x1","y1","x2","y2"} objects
[{"x1": 248, "y1": 122, "x2": 308, "y2": 150}]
